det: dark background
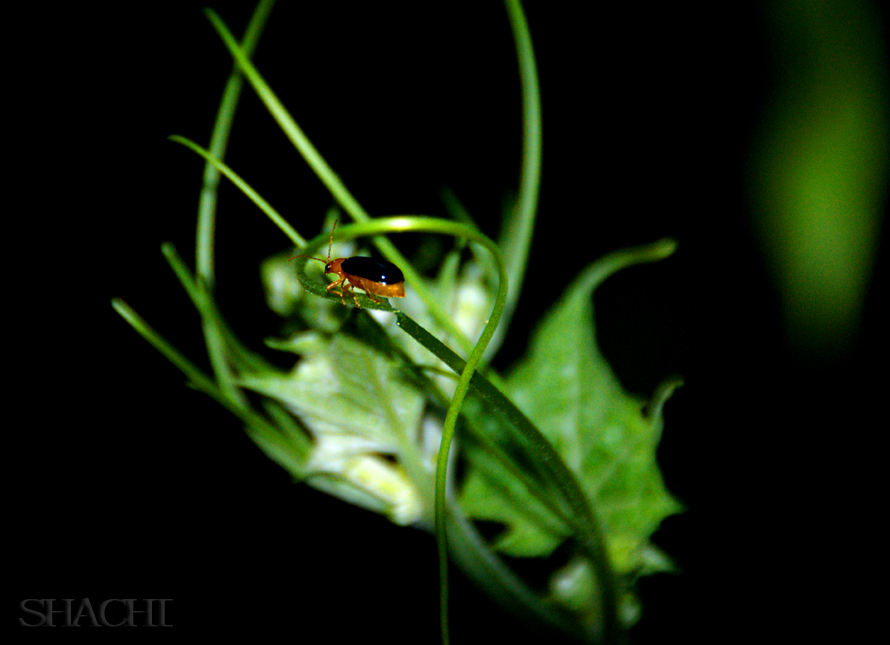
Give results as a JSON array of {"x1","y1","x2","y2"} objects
[{"x1": 10, "y1": 1, "x2": 886, "y2": 642}]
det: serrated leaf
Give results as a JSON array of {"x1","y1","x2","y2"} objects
[{"x1": 460, "y1": 242, "x2": 682, "y2": 576}]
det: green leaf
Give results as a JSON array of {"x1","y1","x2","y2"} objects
[
  {"x1": 237, "y1": 325, "x2": 433, "y2": 526},
  {"x1": 460, "y1": 241, "x2": 682, "y2": 577}
]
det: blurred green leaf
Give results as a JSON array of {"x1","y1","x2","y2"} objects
[{"x1": 750, "y1": 0, "x2": 889, "y2": 355}]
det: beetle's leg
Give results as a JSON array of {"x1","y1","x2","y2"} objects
[
  {"x1": 339, "y1": 279, "x2": 363, "y2": 307},
  {"x1": 326, "y1": 276, "x2": 346, "y2": 304},
  {"x1": 340, "y1": 282, "x2": 358, "y2": 307},
  {"x1": 347, "y1": 276, "x2": 382, "y2": 306},
  {"x1": 325, "y1": 278, "x2": 345, "y2": 295},
  {"x1": 326, "y1": 276, "x2": 345, "y2": 293}
]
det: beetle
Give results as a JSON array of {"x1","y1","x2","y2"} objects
[{"x1": 291, "y1": 220, "x2": 405, "y2": 308}]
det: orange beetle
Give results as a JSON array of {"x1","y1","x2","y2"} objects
[{"x1": 291, "y1": 220, "x2": 405, "y2": 307}]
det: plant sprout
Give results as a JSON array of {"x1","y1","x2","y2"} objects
[{"x1": 112, "y1": 1, "x2": 682, "y2": 642}]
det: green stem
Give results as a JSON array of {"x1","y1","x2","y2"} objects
[
  {"x1": 195, "y1": 0, "x2": 277, "y2": 405},
  {"x1": 497, "y1": 0, "x2": 542, "y2": 338},
  {"x1": 171, "y1": 136, "x2": 305, "y2": 247},
  {"x1": 202, "y1": 8, "x2": 477, "y2": 360},
  {"x1": 160, "y1": 242, "x2": 274, "y2": 376},
  {"x1": 196, "y1": 0, "x2": 277, "y2": 285}
]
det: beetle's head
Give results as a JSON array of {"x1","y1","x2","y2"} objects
[{"x1": 326, "y1": 258, "x2": 344, "y2": 274}]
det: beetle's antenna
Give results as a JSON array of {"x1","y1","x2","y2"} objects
[
  {"x1": 326, "y1": 219, "x2": 338, "y2": 263},
  {"x1": 288, "y1": 253, "x2": 326, "y2": 264},
  {"x1": 289, "y1": 219, "x2": 339, "y2": 265}
]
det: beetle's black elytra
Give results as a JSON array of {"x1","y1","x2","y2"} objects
[{"x1": 341, "y1": 257, "x2": 404, "y2": 285}]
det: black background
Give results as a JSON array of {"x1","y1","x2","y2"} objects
[{"x1": 10, "y1": 1, "x2": 887, "y2": 642}]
